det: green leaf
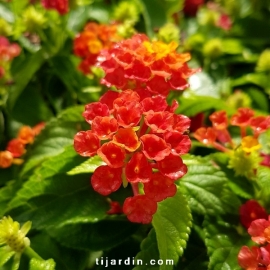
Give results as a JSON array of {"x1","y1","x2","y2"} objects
[
  {"x1": 133, "y1": 229, "x2": 160, "y2": 270},
  {"x1": 177, "y1": 95, "x2": 229, "y2": 117},
  {"x1": 8, "y1": 50, "x2": 46, "y2": 110},
  {"x1": 179, "y1": 156, "x2": 234, "y2": 215},
  {"x1": 20, "y1": 105, "x2": 84, "y2": 176},
  {"x1": 257, "y1": 167, "x2": 270, "y2": 206},
  {"x1": 16, "y1": 187, "x2": 108, "y2": 230},
  {"x1": 29, "y1": 258, "x2": 56, "y2": 270},
  {"x1": 10, "y1": 0, "x2": 28, "y2": 16},
  {"x1": 0, "y1": 181, "x2": 20, "y2": 216},
  {"x1": 152, "y1": 189, "x2": 192, "y2": 270},
  {"x1": 138, "y1": 0, "x2": 184, "y2": 37},
  {"x1": 30, "y1": 232, "x2": 88, "y2": 270},
  {"x1": 49, "y1": 220, "x2": 140, "y2": 251},
  {"x1": 204, "y1": 216, "x2": 250, "y2": 270},
  {"x1": 0, "y1": 246, "x2": 15, "y2": 267},
  {"x1": 8, "y1": 146, "x2": 87, "y2": 210},
  {"x1": 67, "y1": 155, "x2": 105, "y2": 175}
]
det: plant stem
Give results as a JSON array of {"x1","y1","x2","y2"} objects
[{"x1": 24, "y1": 247, "x2": 43, "y2": 261}]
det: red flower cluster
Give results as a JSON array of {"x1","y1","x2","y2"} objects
[
  {"x1": 73, "y1": 22, "x2": 123, "y2": 75},
  {"x1": 97, "y1": 34, "x2": 198, "y2": 96},
  {"x1": 0, "y1": 123, "x2": 45, "y2": 169},
  {"x1": 0, "y1": 36, "x2": 21, "y2": 79},
  {"x1": 41, "y1": 0, "x2": 68, "y2": 15},
  {"x1": 183, "y1": 0, "x2": 204, "y2": 17},
  {"x1": 238, "y1": 201, "x2": 270, "y2": 269},
  {"x1": 74, "y1": 89, "x2": 191, "y2": 223},
  {"x1": 193, "y1": 108, "x2": 270, "y2": 153}
]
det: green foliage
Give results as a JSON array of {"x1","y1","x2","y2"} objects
[
  {"x1": 204, "y1": 216, "x2": 251, "y2": 270},
  {"x1": 152, "y1": 189, "x2": 192, "y2": 270},
  {"x1": 29, "y1": 259, "x2": 56, "y2": 270}
]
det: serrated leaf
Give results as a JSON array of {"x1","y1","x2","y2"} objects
[
  {"x1": 178, "y1": 158, "x2": 229, "y2": 215},
  {"x1": 8, "y1": 146, "x2": 86, "y2": 210},
  {"x1": 29, "y1": 258, "x2": 56, "y2": 270},
  {"x1": 133, "y1": 229, "x2": 159, "y2": 270},
  {"x1": 0, "y1": 246, "x2": 15, "y2": 266},
  {"x1": 49, "y1": 220, "x2": 139, "y2": 251},
  {"x1": 20, "y1": 105, "x2": 84, "y2": 176},
  {"x1": 152, "y1": 189, "x2": 192, "y2": 270},
  {"x1": 16, "y1": 187, "x2": 108, "y2": 230},
  {"x1": 204, "y1": 216, "x2": 250, "y2": 270},
  {"x1": 257, "y1": 167, "x2": 270, "y2": 205},
  {"x1": 30, "y1": 232, "x2": 88, "y2": 270},
  {"x1": 67, "y1": 155, "x2": 105, "y2": 175}
]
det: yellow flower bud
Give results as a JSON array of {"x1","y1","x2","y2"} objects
[
  {"x1": 157, "y1": 23, "x2": 180, "y2": 44},
  {"x1": 0, "y1": 216, "x2": 32, "y2": 253},
  {"x1": 241, "y1": 136, "x2": 261, "y2": 153},
  {"x1": 113, "y1": 1, "x2": 140, "y2": 25}
]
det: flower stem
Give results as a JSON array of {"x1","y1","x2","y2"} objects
[{"x1": 24, "y1": 246, "x2": 43, "y2": 261}]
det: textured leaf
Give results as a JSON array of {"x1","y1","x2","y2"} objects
[
  {"x1": 30, "y1": 232, "x2": 88, "y2": 270},
  {"x1": 8, "y1": 50, "x2": 46, "y2": 110},
  {"x1": 16, "y1": 187, "x2": 108, "y2": 230},
  {"x1": 20, "y1": 105, "x2": 84, "y2": 176},
  {"x1": 152, "y1": 189, "x2": 192, "y2": 270},
  {"x1": 204, "y1": 216, "x2": 250, "y2": 270},
  {"x1": 257, "y1": 167, "x2": 270, "y2": 205},
  {"x1": 179, "y1": 156, "x2": 230, "y2": 215},
  {"x1": 133, "y1": 229, "x2": 160, "y2": 270},
  {"x1": 29, "y1": 258, "x2": 56, "y2": 270},
  {"x1": 49, "y1": 220, "x2": 140, "y2": 251},
  {"x1": 8, "y1": 145, "x2": 86, "y2": 210},
  {"x1": 67, "y1": 155, "x2": 105, "y2": 175}
]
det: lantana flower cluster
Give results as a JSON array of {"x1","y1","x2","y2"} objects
[
  {"x1": 0, "y1": 123, "x2": 45, "y2": 169},
  {"x1": 238, "y1": 200, "x2": 270, "y2": 270},
  {"x1": 73, "y1": 22, "x2": 124, "y2": 75},
  {"x1": 74, "y1": 89, "x2": 191, "y2": 223},
  {"x1": 96, "y1": 34, "x2": 199, "y2": 96},
  {"x1": 41, "y1": 0, "x2": 69, "y2": 15},
  {"x1": 193, "y1": 108, "x2": 270, "y2": 177},
  {"x1": 0, "y1": 36, "x2": 21, "y2": 81}
]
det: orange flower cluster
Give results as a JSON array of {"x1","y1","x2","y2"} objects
[
  {"x1": 97, "y1": 34, "x2": 199, "y2": 96},
  {"x1": 73, "y1": 22, "x2": 123, "y2": 75},
  {"x1": 0, "y1": 123, "x2": 45, "y2": 169}
]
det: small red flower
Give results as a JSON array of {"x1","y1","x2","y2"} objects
[
  {"x1": 91, "y1": 165, "x2": 122, "y2": 196},
  {"x1": 113, "y1": 128, "x2": 141, "y2": 152},
  {"x1": 250, "y1": 116, "x2": 270, "y2": 136},
  {"x1": 231, "y1": 108, "x2": 254, "y2": 127},
  {"x1": 41, "y1": 0, "x2": 69, "y2": 15},
  {"x1": 18, "y1": 126, "x2": 35, "y2": 144},
  {"x1": 140, "y1": 134, "x2": 170, "y2": 161},
  {"x1": 0, "y1": 151, "x2": 13, "y2": 168},
  {"x1": 173, "y1": 114, "x2": 191, "y2": 133},
  {"x1": 183, "y1": 0, "x2": 204, "y2": 17},
  {"x1": 123, "y1": 195, "x2": 157, "y2": 224},
  {"x1": 248, "y1": 217, "x2": 270, "y2": 245},
  {"x1": 144, "y1": 172, "x2": 177, "y2": 202},
  {"x1": 92, "y1": 116, "x2": 118, "y2": 140},
  {"x1": 125, "y1": 152, "x2": 152, "y2": 183},
  {"x1": 239, "y1": 200, "x2": 268, "y2": 229},
  {"x1": 32, "y1": 122, "x2": 45, "y2": 136},
  {"x1": 6, "y1": 139, "x2": 25, "y2": 158},
  {"x1": 193, "y1": 127, "x2": 217, "y2": 145},
  {"x1": 73, "y1": 131, "x2": 100, "y2": 157},
  {"x1": 141, "y1": 95, "x2": 168, "y2": 114},
  {"x1": 238, "y1": 246, "x2": 263, "y2": 270},
  {"x1": 217, "y1": 14, "x2": 232, "y2": 31},
  {"x1": 157, "y1": 154, "x2": 187, "y2": 180},
  {"x1": 107, "y1": 200, "x2": 123, "y2": 215},
  {"x1": 144, "y1": 111, "x2": 174, "y2": 133},
  {"x1": 97, "y1": 142, "x2": 125, "y2": 168},
  {"x1": 82, "y1": 102, "x2": 110, "y2": 124},
  {"x1": 99, "y1": 90, "x2": 119, "y2": 111},
  {"x1": 209, "y1": 110, "x2": 228, "y2": 130},
  {"x1": 163, "y1": 132, "x2": 191, "y2": 155},
  {"x1": 115, "y1": 101, "x2": 142, "y2": 128}
]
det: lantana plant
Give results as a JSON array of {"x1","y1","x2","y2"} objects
[{"x1": 0, "y1": 0, "x2": 270, "y2": 269}]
